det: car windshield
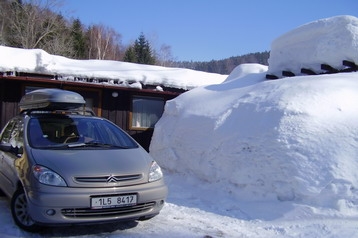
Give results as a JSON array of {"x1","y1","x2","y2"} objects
[{"x1": 28, "y1": 115, "x2": 138, "y2": 149}]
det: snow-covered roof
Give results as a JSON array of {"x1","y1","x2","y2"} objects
[
  {"x1": 0, "y1": 46, "x2": 228, "y2": 91},
  {"x1": 267, "y1": 15, "x2": 358, "y2": 77}
]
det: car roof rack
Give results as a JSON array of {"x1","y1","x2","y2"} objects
[
  {"x1": 22, "y1": 108, "x2": 96, "y2": 116},
  {"x1": 19, "y1": 88, "x2": 86, "y2": 113}
]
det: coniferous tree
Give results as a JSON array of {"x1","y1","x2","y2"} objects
[
  {"x1": 71, "y1": 18, "x2": 87, "y2": 59},
  {"x1": 134, "y1": 32, "x2": 155, "y2": 64},
  {"x1": 123, "y1": 45, "x2": 136, "y2": 62},
  {"x1": 123, "y1": 32, "x2": 156, "y2": 65}
]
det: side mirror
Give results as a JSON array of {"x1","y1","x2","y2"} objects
[{"x1": 0, "y1": 143, "x2": 12, "y2": 152}]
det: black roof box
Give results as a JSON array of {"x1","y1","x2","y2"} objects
[{"x1": 19, "y1": 88, "x2": 86, "y2": 112}]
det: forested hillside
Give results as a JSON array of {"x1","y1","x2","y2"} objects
[
  {"x1": 173, "y1": 51, "x2": 269, "y2": 74},
  {"x1": 0, "y1": 0, "x2": 269, "y2": 75}
]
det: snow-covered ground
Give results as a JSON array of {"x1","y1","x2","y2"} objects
[
  {"x1": 1, "y1": 15, "x2": 358, "y2": 237},
  {"x1": 1, "y1": 172, "x2": 358, "y2": 237}
]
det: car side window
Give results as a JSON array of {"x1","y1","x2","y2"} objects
[
  {"x1": 0, "y1": 120, "x2": 16, "y2": 144},
  {"x1": 0, "y1": 118, "x2": 24, "y2": 155}
]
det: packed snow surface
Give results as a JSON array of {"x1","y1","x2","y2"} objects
[{"x1": 1, "y1": 15, "x2": 358, "y2": 237}]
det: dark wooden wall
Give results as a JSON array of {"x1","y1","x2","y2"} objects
[
  {"x1": 0, "y1": 80, "x2": 22, "y2": 129},
  {"x1": 101, "y1": 88, "x2": 174, "y2": 151},
  {"x1": 0, "y1": 78, "x2": 180, "y2": 151}
]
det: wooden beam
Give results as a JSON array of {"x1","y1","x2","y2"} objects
[
  {"x1": 321, "y1": 64, "x2": 339, "y2": 73},
  {"x1": 301, "y1": 68, "x2": 317, "y2": 75},
  {"x1": 282, "y1": 71, "x2": 295, "y2": 77},
  {"x1": 342, "y1": 60, "x2": 358, "y2": 72},
  {"x1": 266, "y1": 74, "x2": 279, "y2": 80},
  {"x1": 342, "y1": 60, "x2": 357, "y2": 68}
]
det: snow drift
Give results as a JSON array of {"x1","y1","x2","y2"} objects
[{"x1": 150, "y1": 15, "x2": 358, "y2": 209}]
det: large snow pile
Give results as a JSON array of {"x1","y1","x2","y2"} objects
[
  {"x1": 267, "y1": 15, "x2": 358, "y2": 76},
  {"x1": 0, "y1": 46, "x2": 227, "y2": 90},
  {"x1": 150, "y1": 15, "x2": 358, "y2": 209}
]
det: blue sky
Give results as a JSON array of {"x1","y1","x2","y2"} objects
[{"x1": 59, "y1": 0, "x2": 358, "y2": 62}]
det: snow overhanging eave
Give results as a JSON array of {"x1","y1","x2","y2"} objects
[{"x1": 0, "y1": 71, "x2": 186, "y2": 96}]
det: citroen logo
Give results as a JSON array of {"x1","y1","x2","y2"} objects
[{"x1": 106, "y1": 175, "x2": 118, "y2": 183}]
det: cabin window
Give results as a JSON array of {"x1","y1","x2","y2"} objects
[{"x1": 130, "y1": 96, "x2": 164, "y2": 129}]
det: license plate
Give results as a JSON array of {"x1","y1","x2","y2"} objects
[{"x1": 91, "y1": 194, "x2": 137, "y2": 209}]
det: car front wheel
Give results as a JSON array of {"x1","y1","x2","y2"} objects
[{"x1": 11, "y1": 188, "x2": 41, "y2": 232}]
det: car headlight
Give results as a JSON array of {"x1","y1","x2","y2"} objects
[
  {"x1": 32, "y1": 165, "x2": 67, "y2": 186},
  {"x1": 148, "y1": 161, "x2": 163, "y2": 182}
]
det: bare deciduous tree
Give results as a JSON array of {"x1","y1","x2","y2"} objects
[
  {"x1": 157, "y1": 44, "x2": 175, "y2": 67},
  {"x1": 0, "y1": 0, "x2": 9, "y2": 45},
  {"x1": 0, "y1": 0, "x2": 65, "y2": 50},
  {"x1": 0, "y1": 0, "x2": 176, "y2": 67},
  {"x1": 87, "y1": 24, "x2": 122, "y2": 60},
  {"x1": 35, "y1": 12, "x2": 78, "y2": 57}
]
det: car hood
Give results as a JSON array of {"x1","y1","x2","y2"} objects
[{"x1": 29, "y1": 147, "x2": 153, "y2": 187}]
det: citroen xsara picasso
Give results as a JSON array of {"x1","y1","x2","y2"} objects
[{"x1": 0, "y1": 88, "x2": 167, "y2": 232}]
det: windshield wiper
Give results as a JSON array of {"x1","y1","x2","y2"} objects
[
  {"x1": 67, "y1": 143, "x2": 87, "y2": 148},
  {"x1": 68, "y1": 142, "x2": 130, "y2": 149}
]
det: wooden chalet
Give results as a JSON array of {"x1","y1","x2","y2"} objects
[{"x1": 0, "y1": 71, "x2": 185, "y2": 151}]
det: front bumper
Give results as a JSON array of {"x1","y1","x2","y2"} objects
[{"x1": 25, "y1": 180, "x2": 167, "y2": 225}]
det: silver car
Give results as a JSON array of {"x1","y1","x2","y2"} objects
[{"x1": 0, "y1": 88, "x2": 167, "y2": 232}]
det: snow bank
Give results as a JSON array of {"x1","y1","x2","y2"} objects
[
  {"x1": 150, "y1": 65, "x2": 358, "y2": 207},
  {"x1": 150, "y1": 15, "x2": 358, "y2": 209},
  {"x1": 0, "y1": 46, "x2": 227, "y2": 90},
  {"x1": 267, "y1": 15, "x2": 358, "y2": 76}
]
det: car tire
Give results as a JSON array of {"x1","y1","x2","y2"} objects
[{"x1": 11, "y1": 188, "x2": 41, "y2": 232}]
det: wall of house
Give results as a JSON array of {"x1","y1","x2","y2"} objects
[
  {"x1": 0, "y1": 79, "x2": 22, "y2": 129},
  {"x1": 0, "y1": 77, "x2": 181, "y2": 151}
]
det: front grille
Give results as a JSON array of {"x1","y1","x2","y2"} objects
[
  {"x1": 75, "y1": 174, "x2": 142, "y2": 183},
  {"x1": 61, "y1": 202, "x2": 156, "y2": 218}
]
